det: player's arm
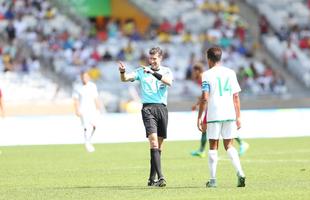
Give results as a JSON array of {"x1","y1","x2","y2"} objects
[
  {"x1": 197, "y1": 77, "x2": 210, "y2": 131},
  {"x1": 118, "y1": 61, "x2": 135, "y2": 82},
  {"x1": 73, "y1": 98, "x2": 81, "y2": 117},
  {"x1": 95, "y1": 97, "x2": 101, "y2": 111},
  {"x1": 233, "y1": 93, "x2": 241, "y2": 129},
  {"x1": 197, "y1": 91, "x2": 208, "y2": 131}
]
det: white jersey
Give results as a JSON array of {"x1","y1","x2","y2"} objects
[
  {"x1": 201, "y1": 66, "x2": 241, "y2": 123},
  {"x1": 73, "y1": 81, "x2": 99, "y2": 115}
]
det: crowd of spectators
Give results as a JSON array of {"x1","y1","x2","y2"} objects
[
  {"x1": 250, "y1": 0, "x2": 310, "y2": 88},
  {"x1": 0, "y1": 0, "x2": 290, "y2": 107},
  {"x1": 0, "y1": 0, "x2": 72, "y2": 102}
]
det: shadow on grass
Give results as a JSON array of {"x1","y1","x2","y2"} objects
[{"x1": 51, "y1": 185, "x2": 202, "y2": 191}]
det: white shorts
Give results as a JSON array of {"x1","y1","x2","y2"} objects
[
  {"x1": 207, "y1": 121, "x2": 238, "y2": 140},
  {"x1": 81, "y1": 111, "x2": 100, "y2": 129}
]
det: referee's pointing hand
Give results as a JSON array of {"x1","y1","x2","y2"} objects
[{"x1": 118, "y1": 61, "x2": 126, "y2": 73}]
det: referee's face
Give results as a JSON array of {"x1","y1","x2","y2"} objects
[{"x1": 149, "y1": 53, "x2": 162, "y2": 69}]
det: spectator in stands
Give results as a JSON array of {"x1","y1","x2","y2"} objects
[
  {"x1": 182, "y1": 31, "x2": 193, "y2": 43},
  {"x1": 277, "y1": 26, "x2": 290, "y2": 41},
  {"x1": 283, "y1": 39, "x2": 297, "y2": 68},
  {"x1": 258, "y1": 15, "x2": 269, "y2": 35},
  {"x1": 14, "y1": 14, "x2": 27, "y2": 38},
  {"x1": 2, "y1": 52, "x2": 13, "y2": 72},
  {"x1": 158, "y1": 31, "x2": 171, "y2": 43},
  {"x1": 257, "y1": 62, "x2": 274, "y2": 92},
  {"x1": 159, "y1": 18, "x2": 172, "y2": 34},
  {"x1": 91, "y1": 47, "x2": 101, "y2": 62},
  {"x1": 289, "y1": 25, "x2": 300, "y2": 45},
  {"x1": 287, "y1": 13, "x2": 298, "y2": 30},
  {"x1": 107, "y1": 19, "x2": 118, "y2": 39},
  {"x1": 28, "y1": 55, "x2": 40, "y2": 72},
  {"x1": 130, "y1": 28, "x2": 142, "y2": 41},
  {"x1": 4, "y1": 4, "x2": 14, "y2": 20},
  {"x1": 96, "y1": 27, "x2": 108, "y2": 41},
  {"x1": 226, "y1": 0, "x2": 239, "y2": 14},
  {"x1": 124, "y1": 41, "x2": 134, "y2": 61},
  {"x1": 299, "y1": 35, "x2": 310, "y2": 49},
  {"x1": 235, "y1": 21, "x2": 246, "y2": 43},
  {"x1": 102, "y1": 50, "x2": 113, "y2": 61},
  {"x1": 123, "y1": 19, "x2": 135, "y2": 37},
  {"x1": 174, "y1": 17, "x2": 185, "y2": 35},
  {"x1": 21, "y1": 58, "x2": 29, "y2": 73},
  {"x1": 117, "y1": 48, "x2": 126, "y2": 61},
  {"x1": 139, "y1": 51, "x2": 148, "y2": 66},
  {"x1": 219, "y1": 32, "x2": 232, "y2": 49},
  {"x1": 271, "y1": 73, "x2": 287, "y2": 94},
  {"x1": 249, "y1": 62, "x2": 259, "y2": 79},
  {"x1": 5, "y1": 20, "x2": 16, "y2": 42}
]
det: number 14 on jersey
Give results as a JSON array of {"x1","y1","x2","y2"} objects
[{"x1": 216, "y1": 77, "x2": 232, "y2": 96}]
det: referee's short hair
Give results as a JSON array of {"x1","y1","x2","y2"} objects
[
  {"x1": 207, "y1": 46, "x2": 222, "y2": 63},
  {"x1": 149, "y1": 47, "x2": 163, "y2": 57}
]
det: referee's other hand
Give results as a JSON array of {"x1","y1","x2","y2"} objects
[
  {"x1": 118, "y1": 61, "x2": 126, "y2": 73},
  {"x1": 143, "y1": 67, "x2": 154, "y2": 74}
]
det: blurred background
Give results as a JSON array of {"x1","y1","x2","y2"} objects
[{"x1": 1, "y1": 0, "x2": 310, "y2": 116}]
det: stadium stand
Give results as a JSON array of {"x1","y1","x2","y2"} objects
[
  {"x1": 246, "y1": 0, "x2": 310, "y2": 88},
  {"x1": 0, "y1": 0, "x2": 309, "y2": 114}
]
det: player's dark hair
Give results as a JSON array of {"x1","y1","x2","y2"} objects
[
  {"x1": 149, "y1": 47, "x2": 163, "y2": 57},
  {"x1": 193, "y1": 62, "x2": 204, "y2": 72},
  {"x1": 207, "y1": 46, "x2": 222, "y2": 63}
]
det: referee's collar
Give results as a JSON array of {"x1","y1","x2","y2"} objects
[{"x1": 151, "y1": 66, "x2": 160, "y2": 71}]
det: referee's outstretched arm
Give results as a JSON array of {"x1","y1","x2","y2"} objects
[{"x1": 118, "y1": 61, "x2": 135, "y2": 82}]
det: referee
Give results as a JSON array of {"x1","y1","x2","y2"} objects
[{"x1": 118, "y1": 47, "x2": 173, "y2": 187}]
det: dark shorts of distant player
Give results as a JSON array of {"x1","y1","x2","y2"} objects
[{"x1": 141, "y1": 103, "x2": 168, "y2": 139}]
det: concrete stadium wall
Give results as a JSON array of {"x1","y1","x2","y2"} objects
[{"x1": 0, "y1": 108, "x2": 309, "y2": 146}]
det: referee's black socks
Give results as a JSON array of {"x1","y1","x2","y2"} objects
[
  {"x1": 150, "y1": 148, "x2": 164, "y2": 180},
  {"x1": 149, "y1": 151, "x2": 156, "y2": 181}
]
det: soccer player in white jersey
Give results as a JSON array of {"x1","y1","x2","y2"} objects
[
  {"x1": 73, "y1": 71, "x2": 101, "y2": 153},
  {"x1": 197, "y1": 46, "x2": 246, "y2": 187}
]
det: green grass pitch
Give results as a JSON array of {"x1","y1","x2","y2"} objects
[{"x1": 0, "y1": 137, "x2": 309, "y2": 200}]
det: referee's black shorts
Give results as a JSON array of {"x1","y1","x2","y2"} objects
[{"x1": 141, "y1": 103, "x2": 168, "y2": 139}]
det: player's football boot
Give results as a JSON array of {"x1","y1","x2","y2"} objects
[
  {"x1": 239, "y1": 142, "x2": 249, "y2": 156},
  {"x1": 237, "y1": 174, "x2": 246, "y2": 187},
  {"x1": 147, "y1": 179, "x2": 156, "y2": 186},
  {"x1": 191, "y1": 150, "x2": 206, "y2": 158},
  {"x1": 206, "y1": 179, "x2": 217, "y2": 188},
  {"x1": 154, "y1": 178, "x2": 166, "y2": 187},
  {"x1": 85, "y1": 142, "x2": 95, "y2": 153}
]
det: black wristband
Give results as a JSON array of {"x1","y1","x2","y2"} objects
[
  {"x1": 153, "y1": 72, "x2": 162, "y2": 80},
  {"x1": 120, "y1": 71, "x2": 125, "y2": 74}
]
